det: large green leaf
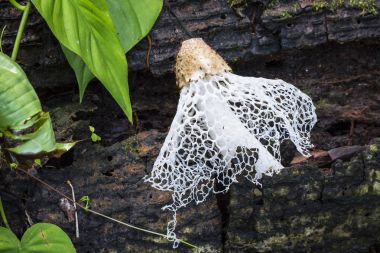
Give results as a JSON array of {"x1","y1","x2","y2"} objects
[
  {"x1": 59, "y1": 0, "x2": 163, "y2": 110},
  {"x1": 4, "y1": 112, "x2": 76, "y2": 155},
  {"x1": 0, "y1": 224, "x2": 76, "y2": 253},
  {"x1": 0, "y1": 52, "x2": 75, "y2": 156},
  {"x1": 61, "y1": 46, "x2": 93, "y2": 102},
  {"x1": 21, "y1": 223, "x2": 76, "y2": 253},
  {"x1": 0, "y1": 53, "x2": 41, "y2": 128},
  {"x1": 107, "y1": 0, "x2": 163, "y2": 52},
  {"x1": 0, "y1": 227, "x2": 20, "y2": 253},
  {"x1": 32, "y1": 0, "x2": 132, "y2": 121}
]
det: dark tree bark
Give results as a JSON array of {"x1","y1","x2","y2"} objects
[{"x1": 1, "y1": 0, "x2": 380, "y2": 252}]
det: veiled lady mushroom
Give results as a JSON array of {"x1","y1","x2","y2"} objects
[{"x1": 145, "y1": 38, "x2": 317, "y2": 247}]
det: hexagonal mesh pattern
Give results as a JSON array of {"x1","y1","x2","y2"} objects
[{"x1": 144, "y1": 73, "x2": 317, "y2": 246}]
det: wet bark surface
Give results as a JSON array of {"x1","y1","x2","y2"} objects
[
  {"x1": 1, "y1": 0, "x2": 380, "y2": 252},
  {"x1": 226, "y1": 139, "x2": 380, "y2": 253}
]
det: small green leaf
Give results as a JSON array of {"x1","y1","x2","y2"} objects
[
  {"x1": 89, "y1": 126, "x2": 101, "y2": 142},
  {"x1": 79, "y1": 196, "x2": 90, "y2": 210},
  {"x1": 0, "y1": 227, "x2": 21, "y2": 253},
  {"x1": 34, "y1": 159, "x2": 42, "y2": 167},
  {"x1": 32, "y1": 0, "x2": 132, "y2": 122},
  {"x1": 91, "y1": 133, "x2": 101, "y2": 143},
  {"x1": 9, "y1": 163, "x2": 17, "y2": 170}
]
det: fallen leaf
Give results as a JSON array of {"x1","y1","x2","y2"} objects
[
  {"x1": 291, "y1": 150, "x2": 328, "y2": 164},
  {"x1": 328, "y1": 145, "x2": 365, "y2": 161}
]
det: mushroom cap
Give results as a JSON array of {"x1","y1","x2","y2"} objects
[{"x1": 175, "y1": 38, "x2": 232, "y2": 88}]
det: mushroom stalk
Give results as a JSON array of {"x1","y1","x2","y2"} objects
[{"x1": 144, "y1": 38, "x2": 317, "y2": 247}]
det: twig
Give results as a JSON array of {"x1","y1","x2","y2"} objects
[
  {"x1": 133, "y1": 111, "x2": 141, "y2": 134},
  {"x1": 348, "y1": 119, "x2": 355, "y2": 146},
  {"x1": 16, "y1": 168, "x2": 199, "y2": 249},
  {"x1": 164, "y1": 3, "x2": 193, "y2": 38},
  {"x1": 146, "y1": 34, "x2": 152, "y2": 68},
  {"x1": 0, "y1": 197, "x2": 11, "y2": 230},
  {"x1": 25, "y1": 209, "x2": 34, "y2": 226},
  {"x1": 67, "y1": 180, "x2": 79, "y2": 238},
  {"x1": 0, "y1": 25, "x2": 7, "y2": 53}
]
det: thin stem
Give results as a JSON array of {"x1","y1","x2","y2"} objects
[
  {"x1": 146, "y1": 34, "x2": 152, "y2": 68},
  {"x1": 164, "y1": 2, "x2": 193, "y2": 39},
  {"x1": 0, "y1": 25, "x2": 7, "y2": 53},
  {"x1": 8, "y1": 0, "x2": 26, "y2": 11},
  {"x1": 85, "y1": 208, "x2": 198, "y2": 249},
  {"x1": 67, "y1": 181, "x2": 79, "y2": 238},
  {"x1": 17, "y1": 169, "x2": 199, "y2": 250},
  {"x1": 11, "y1": 1, "x2": 31, "y2": 61},
  {"x1": 0, "y1": 197, "x2": 11, "y2": 230}
]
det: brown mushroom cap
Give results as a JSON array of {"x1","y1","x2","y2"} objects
[{"x1": 175, "y1": 38, "x2": 232, "y2": 88}]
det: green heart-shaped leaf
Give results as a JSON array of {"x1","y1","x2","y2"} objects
[
  {"x1": 0, "y1": 227, "x2": 21, "y2": 253},
  {"x1": 61, "y1": 46, "x2": 93, "y2": 103},
  {"x1": 0, "y1": 53, "x2": 75, "y2": 157},
  {"x1": 59, "y1": 0, "x2": 162, "y2": 114},
  {"x1": 106, "y1": 0, "x2": 163, "y2": 52},
  {"x1": 32, "y1": 0, "x2": 132, "y2": 122},
  {"x1": 0, "y1": 52, "x2": 41, "y2": 128},
  {"x1": 0, "y1": 224, "x2": 76, "y2": 253}
]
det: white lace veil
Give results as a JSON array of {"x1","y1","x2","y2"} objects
[{"x1": 144, "y1": 39, "x2": 317, "y2": 247}]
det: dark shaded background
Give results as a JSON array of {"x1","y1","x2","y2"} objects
[{"x1": 0, "y1": 0, "x2": 379, "y2": 252}]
